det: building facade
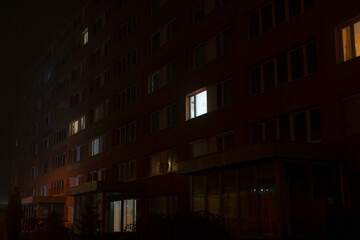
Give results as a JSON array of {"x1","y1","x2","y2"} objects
[{"x1": 10, "y1": 0, "x2": 360, "y2": 239}]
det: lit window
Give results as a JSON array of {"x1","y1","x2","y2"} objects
[
  {"x1": 110, "y1": 199, "x2": 137, "y2": 232},
  {"x1": 91, "y1": 134, "x2": 108, "y2": 156},
  {"x1": 341, "y1": 21, "x2": 360, "y2": 61},
  {"x1": 69, "y1": 115, "x2": 85, "y2": 136},
  {"x1": 82, "y1": 27, "x2": 89, "y2": 45},
  {"x1": 149, "y1": 148, "x2": 177, "y2": 176},
  {"x1": 188, "y1": 90, "x2": 207, "y2": 119}
]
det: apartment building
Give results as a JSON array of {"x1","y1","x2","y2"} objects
[{"x1": 11, "y1": 0, "x2": 360, "y2": 239}]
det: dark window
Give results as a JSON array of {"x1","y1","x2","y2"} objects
[
  {"x1": 304, "y1": 0, "x2": 315, "y2": 10},
  {"x1": 261, "y1": 4, "x2": 273, "y2": 32},
  {"x1": 265, "y1": 120, "x2": 277, "y2": 141},
  {"x1": 151, "y1": 112, "x2": 160, "y2": 133},
  {"x1": 223, "y1": 80, "x2": 233, "y2": 106},
  {"x1": 167, "y1": 104, "x2": 178, "y2": 127},
  {"x1": 222, "y1": 28, "x2": 232, "y2": 54},
  {"x1": 217, "y1": 84, "x2": 222, "y2": 108},
  {"x1": 310, "y1": 108, "x2": 321, "y2": 141},
  {"x1": 263, "y1": 60, "x2": 275, "y2": 90},
  {"x1": 251, "y1": 67, "x2": 261, "y2": 95},
  {"x1": 279, "y1": 115, "x2": 291, "y2": 141},
  {"x1": 276, "y1": 53, "x2": 288, "y2": 85},
  {"x1": 192, "y1": 44, "x2": 206, "y2": 69},
  {"x1": 167, "y1": 61, "x2": 177, "y2": 82},
  {"x1": 217, "y1": 80, "x2": 233, "y2": 108},
  {"x1": 249, "y1": 12, "x2": 260, "y2": 39},
  {"x1": 252, "y1": 124, "x2": 263, "y2": 143},
  {"x1": 306, "y1": 42, "x2": 317, "y2": 74},
  {"x1": 151, "y1": 33, "x2": 160, "y2": 51},
  {"x1": 288, "y1": 0, "x2": 302, "y2": 18},
  {"x1": 223, "y1": 134, "x2": 234, "y2": 150},
  {"x1": 274, "y1": 0, "x2": 286, "y2": 25},
  {"x1": 293, "y1": 112, "x2": 307, "y2": 141},
  {"x1": 290, "y1": 48, "x2": 305, "y2": 80},
  {"x1": 193, "y1": 0, "x2": 205, "y2": 22}
]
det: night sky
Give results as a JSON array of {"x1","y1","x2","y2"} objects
[{"x1": 0, "y1": 0, "x2": 75, "y2": 203}]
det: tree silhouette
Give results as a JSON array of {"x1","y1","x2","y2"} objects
[
  {"x1": 76, "y1": 196, "x2": 102, "y2": 240},
  {"x1": 35, "y1": 212, "x2": 70, "y2": 240}
]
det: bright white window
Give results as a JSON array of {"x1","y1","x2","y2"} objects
[{"x1": 189, "y1": 90, "x2": 207, "y2": 119}]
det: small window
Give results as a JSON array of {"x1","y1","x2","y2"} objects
[
  {"x1": 309, "y1": 108, "x2": 321, "y2": 141},
  {"x1": 293, "y1": 112, "x2": 307, "y2": 142},
  {"x1": 250, "y1": 67, "x2": 261, "y2": 95},
  {"x1": 188, "y1": 90, "x2": 207, "y2": 119},
  {"x1": 193, "y1": 0, "x2": 205, "y2": 22},
  {"x1": 288, "y1": 0, "x2": 302, "y2": 18},
  {"x1": 341, "y1": 21, "x2": 360, "y2": 61},
  {"x1": 263, "y1": 60, "x2": 275, "y2": 90},
  {"x1": 91, "y1": 134, "x2": 108, "y2": 156},
  {"x1": 249, "y1": 12, "x2": 260, "y2": 39},
  {"x1": 252, "y1": 124, "x2": 263, "y2": 144},
  {"x1": 217, "y1": 79, "x2": 233, "y2": 108},
  {"x1": 82, "y1": 28, "x2": 89, "y2": 45},
  {"x1": 290, "y1": 48, "x2": 305, "y2": 80},
  {"x1": 261, "y1": 4, "x2": 273, "y2": 33},
  {"x1": 191, "y1": 43, "x2": 206, "y2": 69}
]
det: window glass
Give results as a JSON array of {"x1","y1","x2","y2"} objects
[
  {"x1": 293, "y1": 112, "x2": 307, "y2": 141},
  {"x1": 259, "y1": 166, "x2": 277, "y2": 236},
  {"x1": 222, "y1": 28, "x2": 232, "y2": 54},
  {"x1": 261, "y1": 4, "x2": 273, "y2": 32},
  {"x1": 263, "y1": 60, "x2": 275, "y2": 90},
  {"x1": 222, "y1": 170, "x2": 237, "y2": 227},
  {"x1": 274, "y1": 0, "x2": 286, "y2": 25},
  {"x1": 288, "y1": 0, "x2": 301, "y2": 18},
  {"x1": 249, "y1": 12, "x2": 260, "y2": 39},
  {"x1": 290, "y1": 48, "x2": 305, "y2": 80},
  {"x1": 279, "y1": 115, "x2": 290, "y2": 141},
  {"x1": 193, "y1": 0, "x2": 205, "y2": 22},
  {"x1": 252, "y1": 124, "x2": 263, "y2": 143},
  {"x1": 265, "y1": 120, "x2": 277, "y2": 141},
  {"x1": 304, "y1": 0, "x2": 315, "y2": 10},
  {"x1": 123, "y1": 199, "x2": 137, "y2": 232},
  {"x1": 251, "y1": 67, "x2": 261, "y2": 95},
  {"x1": 285, "y1": 163, "x2": 309, "y2": 234},
  {"x1": 306, "y1": 42, "x2": 317, "y2": 74},
  {"x1": 342, "y1": 26, "x2": 352, "y2": 61},
  {"x1": 195, "y1": 44, "x2": 206, "y2": 68},
  {"x1": 207, "y1": 173, "x2": 220, "y2": 215},
  {"x1": 223, "y1": 80, "x2": 233, "y2": 106},
  {"x1": 239, "y1": 166, "x2": 257, "y2": 235},
  {"x1": 196, "y1": 91, "x2": 207, "y2": 117},
  {"x1": 354, "y1": 22, "x2": 360, "y2": 57},
  {"x1": 192, "y1": 175, "x2": 205, "y2": 212},
  {"x1": 310, "y1": 108, "x2": 321, "y2": 141},
  {"x1": 276, "y1": 53, "x2": 288, "y2": 85}
]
